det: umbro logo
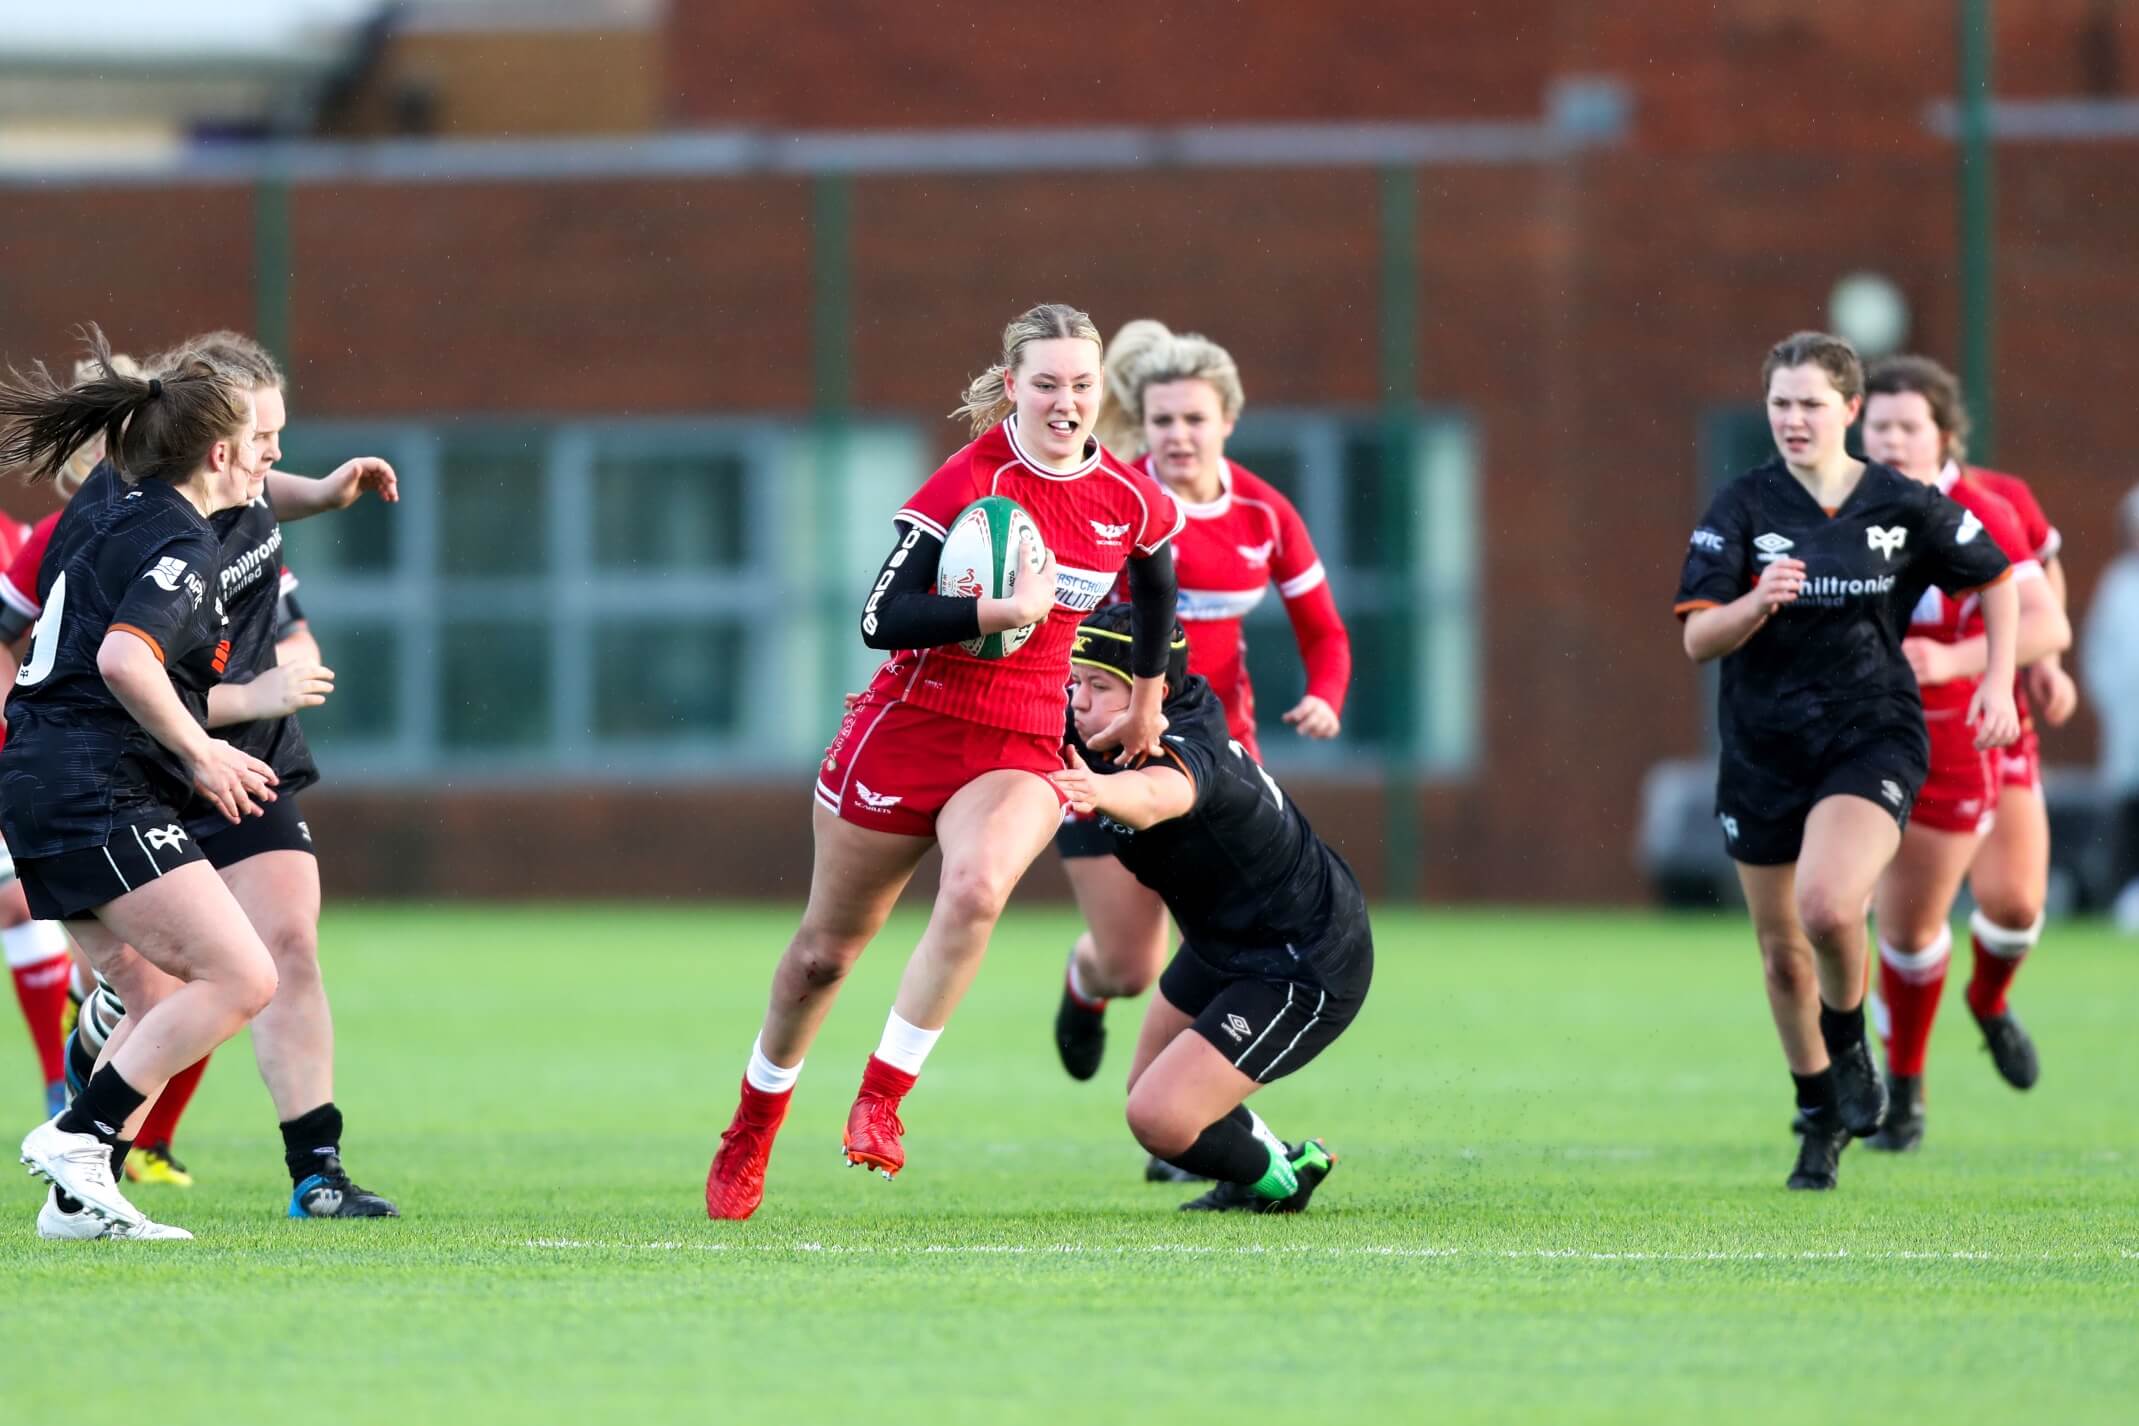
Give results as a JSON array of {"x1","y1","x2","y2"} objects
[
  {"x1": 145, "y1": 824, "x2": 188, "y2": 852},
  {"x1": 1881, "y1": 780, "x2": 1905, "y2": 807},
  {"x1": 1719, "y1": 813, "x2": 1739, "y2": 842},
  {"x1": 855, "y1": 783, "x2": 902, "y2": 811},
  {"x1": 1956, "y1": 510, "x2": 1983, "y2": 545},
  {"x1": 298, "y1": 821, "x2": 313, "y2": 843},
  {"x1": 1236, "y1": 541, "x2": 1274, "y2": 565},
  {"x1": 1221, "y1": 1013, "x2": 1254, "y2": 1043},
  {"x1": 1753, "y1": 532, "x2": 1795, "y2": 564},
  {"x1": 143, "y1": 556, "x2": 190, "y2": 592},
  {"x1": 1866, "y1": 526, "x2": 1907, "y2": 558},
  {"x1": 1089, "y1": 519, "x2": 1132, "y2": 544}
]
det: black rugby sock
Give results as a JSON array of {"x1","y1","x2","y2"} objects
[
  {"x1": 1162, "y1": 1114, "x2": 1271, "y2": 1186},
  {"x1": 1792, "y1": 1069, "x2": 1838, "y2": 1124},
  {"x1": 54, "y1": 1066, "x2": 147, "y2": 1147},
  {"x1": 281, "y1": 1102, "x2": 344, "y2": 1184},
  {"x1": 1818, "y1": 1001, "x2": 1867, "y2": 1053},
  {"x1": 66, "y1": 1029, "x2": 96, "y2": 1091}
]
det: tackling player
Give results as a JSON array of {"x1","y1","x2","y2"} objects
[
  {"x1": 704, "y1": 304, "x2": 1184, "y2": 1220},
  {"x1": 1674, "y1": 331, "x2": 2019, "y2": 1191},
  {"x1": 1858, "y1": 357, "x2": 2070, "y2": 1149},
  {"x1": 1, "y1": 329, "x2": 281, "y2": 1239},
  {"x1": 1053, "y1": 320, "x2": 1353, "y2": 1102},
  {"x1": 1050, "y1": 604, "x2": 1370, "y2": 1213}
]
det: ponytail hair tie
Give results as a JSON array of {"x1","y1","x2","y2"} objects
[{"x1": 147, "y1": 378, "x2": 163, "y2": 398}]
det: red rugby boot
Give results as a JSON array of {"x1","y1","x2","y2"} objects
[
  {"x1": 842, "y1": 1056, "x2": 917, "y2": 1179},
  {"x1": 706, "y1": 1079, "x2": 791, "y2": 1221}
]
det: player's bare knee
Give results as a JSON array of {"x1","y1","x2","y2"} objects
[
  {"x1": 1758, "y1": 938, "x2": 1815, "y2": 996},
  {"x1": 1973, "y1": 889, "x2": 2041, "y2": 932},
  {"x1": 229, "y1": 955, "x2": 281, "y2": 1019},
  {"x1": 933, "y1": 862, "x2": 1014, "y2": 932},
  {"x1": 1794, "y1": 887, "x2": 1862, "y2": 951},
  {"x1": 1123, "y1": 1094, "x2": 1194, "y2": 1159},
  {"x1": 267, "y1": 923, "x2": 322, "y2": 978},
  {"x1": 788, "y1": 932, "x2": 864, "y2": 990}
]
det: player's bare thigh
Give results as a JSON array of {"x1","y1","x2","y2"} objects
[
  {"x1": 1876, "y1": 823, "x2": 1984, "y2": 951},
  {"x1": 931, "y1": 768, "x2": 1065, "y2": 924},
  {"x1": 795, "y1": 802, "x2": 931, "y2": 952},
  {"x1": 1064, "y1": 852, "x2": 1169, "y2": 995},
  {"x1": 1971, "y1": 782, "x2": 2050, "y2": 925},
  {"x1": 1124, "y1": 990, "x2": 1195, "y2": 1097}
]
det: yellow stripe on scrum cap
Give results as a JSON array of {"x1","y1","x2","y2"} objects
[{"x1": 1069, "y1": 625, "x2": 1187, "y2": 676}]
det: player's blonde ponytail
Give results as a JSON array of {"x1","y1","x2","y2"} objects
[
  {"x1": 1092, "y1": 319, "x2": 1246, "y2": 458},
  {"x1": 951, "y1": 303, "x2": 1103, "y2": 437}
]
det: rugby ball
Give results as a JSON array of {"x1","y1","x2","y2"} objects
[{"x1": 938, "y1": 496, "x2": 1047, "y2": 659}]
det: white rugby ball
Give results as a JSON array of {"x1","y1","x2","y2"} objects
[{"x1": 938, "y1": 495, "x2": 1047, "y2": 658}]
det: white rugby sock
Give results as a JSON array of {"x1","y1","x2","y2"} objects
[
  {"x1": 1065, "y1": 950, "x2": 1106, "y2": 1009},
  {"x1": 1243, "y1": 1106, "x2": 1285, "y2": 1154},
  {"x1": 874, "y1": 1010, "x2": 942, "y2": 1075},
  {"x1": 744, "y1": 1035, "x2": 801, "y2": 1095},
  {"x1": 1, "y1": 919, "x2": 69, "y2": 969}
]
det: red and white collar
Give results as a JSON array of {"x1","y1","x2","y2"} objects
[
  {"x1": 1171, "y1": 461, "x2": 1233, "y2": 518},
  {"x1": 1002, "y1": 417, "x2": 1102, "y2": 480}
]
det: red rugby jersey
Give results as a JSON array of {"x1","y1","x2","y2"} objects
[
  {"x1": 1128, "y1": 456, "x2": 1350, "y2": 750},
  {"x1": 1966, "y1": 465, "x2": 2060, "y2": 564},
  {"x1": 1908, "y1": 467, "x2": 2041, "y2": 716},
  {"x1": 865, "y1": 420, "x2": 1184, "y2": 737},
  {"x1": 0, "y1": 509, "x2": 39, "y2": 752}
]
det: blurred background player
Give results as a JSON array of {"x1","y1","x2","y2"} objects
[
  {"x1": 1053, "y1": 321, "x2": 1352, "y2": 1105},
  {"x1": 0, "y1": 353, "x2": 141, "y2": 1121},
  {"x1": 1858, "y1": 357, "x2": 2069, "y2": 1151},
  {"x1": 2081, "y1": 485, "x2": 2139, "y2": 931},
  {"x1": 1, "y1": 329, "x2": 282, "y2": 1239},
  {"x1": 704, "y1": 303, "x2": 1183, "y2": 1220},
  {"x1": 1674, "y1": 331, "x2": 2018, "y2": 1192},
  {"x1": 1051, "y1": 604, "x2": 1369, "y2": 1213}
]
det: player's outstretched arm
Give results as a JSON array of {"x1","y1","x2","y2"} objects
[
  {"x1": 205, "y1": 661, "x2": 334, "y2": 727},
  {"x1": 1969, "y1": 576, "x2": 2023, "y2": 749},
  {"x1": 1050, "y1": 746, "x2": 1195, "y2": 830},
  {"x1": 265, "y1": 457, "x2": 399, "y2": 521}
]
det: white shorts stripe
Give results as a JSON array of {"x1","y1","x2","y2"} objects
[
  {"x1": 1254, "y1": 989, "x2": 1328, "y2": 1080},
  {"x1": 100, "y1": 846, "x2": 133, "y2": 894},
  {"x1": 129, "y1": 823, "x2": 164, "y2": 876},
  {"x1": 1232, "y1": 984, "x2": 1293, "y2": 1069}
]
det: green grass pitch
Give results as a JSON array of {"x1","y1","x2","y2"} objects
[{"x1": 0, "y1": 904, "x2": 2132, "y2": 1424}]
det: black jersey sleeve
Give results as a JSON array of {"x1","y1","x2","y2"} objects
[
  {"x1": 273, "y1": 576, "x2": 306, "y2": 641},
  {"x1": 1674, "y1": 481, "x2": 1751, "y2": 616},
  {"x1": 1914, "y1": 487, "x2": 2014, "y2": 596},
  {"x1": 103, "y1": 528, "x2": 216, "y2": 665},
  {"x1": 859, "y1": 520, "x2": 984, "y2": 651}
]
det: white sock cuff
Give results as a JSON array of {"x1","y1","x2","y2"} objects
[
  {"x1": 1970, "y1": 908, "x2": 2044, "y2": 957},
  {"x1": 1877, "y1": 925, "x2": 1953, "y2": 978},
  {"x1": 874, "y1": 1010, "x2": 942, "y2": 1076},
  {"x1": 1243, "y1": 1106, "x2": 1284, "y2": 1153},
  {"x1": 1, "y1": 919, "x2": 70, "y2": 968},
  {"x1": 744, "y1": 1035, "x2": 802, "y2": 1095}
]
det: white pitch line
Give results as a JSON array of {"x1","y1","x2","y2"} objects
[{"x1": 520, "y1": 1239, "x2": 2135, "y2": 1264}]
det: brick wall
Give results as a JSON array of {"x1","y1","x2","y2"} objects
[{"x1": 4, "y1": 1, "x2": 2135, "y2": 900}]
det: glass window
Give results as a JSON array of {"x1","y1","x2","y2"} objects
[
  {"x1": 591, "y1": 449, "x2": 748, "y2": 573},
  {"x1": 275, "y1": 435, "x2": 400, "y2": 575},
  {"x1": 295, "y1": 620, "x2": 400, "y2": 745},
  {"x1": 591, "y1": 618, "x2": 745, "y2": 739},
  {"x1": 440, "y1": 434, "x2": 547, "y2": 578},
  {"x1": 439, "y1": 618, "x2": 550, "y2": 749}
]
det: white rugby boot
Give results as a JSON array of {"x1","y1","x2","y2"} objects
[
  {"x1": 20, "y1": 1118, "x2": 144, "y2": 1229},
  {"x1": 37, "y1": 1187, "x2": 191, "y2": 1240}
]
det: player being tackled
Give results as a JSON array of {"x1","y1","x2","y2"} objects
[{"x1": 1049, "y1": 605, "x2": 1372, "y2": 1213}]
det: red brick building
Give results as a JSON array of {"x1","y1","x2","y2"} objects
[{"x1": 2, "y1": 1, "x2": 2132, "y2": 900}]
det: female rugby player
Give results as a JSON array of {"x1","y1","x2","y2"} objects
[
  {"x1": 46, "y1": 331, "x2": 401, "y2": 1216},
  {"x1": 1859, "y1": 357, "x2": 2069, "y2": 1149},
  {"x1": 1674, "y1": 331, "x2": 2019, "y2": 1191},
  {"x1": 1, "y1": 330, "x2": 280, "y2": 1238},
  {"x1": 705, "y1": 304, "x2": 1184, "y2": 1220},
  {"x1": 1052, "y1": 321, "x2": 1352, "y2": 1097},
  {"x1": 1051, "y1": 604, "x2": 1369, "y2": 1213}
]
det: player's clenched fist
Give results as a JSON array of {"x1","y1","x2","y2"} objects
[{"x1": 1752, "y1": 557, "x2": 1806, "y2": 614}]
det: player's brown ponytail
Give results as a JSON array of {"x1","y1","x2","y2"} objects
[{"x1": 0, "y1": 325, "x2": 250, "y2": 488}]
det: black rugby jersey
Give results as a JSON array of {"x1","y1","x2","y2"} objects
[
  {"x1": 208, "y1": 497, "x2": 316, "y2": 796},
  {"x1": 1674, "y1": 459, "x2": 2011, "y2": 746},
  {"x1": 1, "y1": 479, "x2": 227, "y2": 856},
  {"x1": 1079, "y1": 676, "x2": 1367, "y2": 979}
]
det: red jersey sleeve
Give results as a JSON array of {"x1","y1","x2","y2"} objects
[
  {"x1": 1238, "y1": 469, "x2": 1352, "y2": 714},
  {"x1": 893, "y1": 446, "x2": 984, "y2": 540},
  {"x1": 0, "y1": 511, "x2": 56, "y2": 630},
  {"x1": 1120, "y1": 462, "x2": 1185, "y2": 556},
  {"x1": 1956, "y1": 481, "x2": 2041, "y2": 583},
  {"x1": 1973, "y1": 468, "x2": 2059, "y2": 563}
]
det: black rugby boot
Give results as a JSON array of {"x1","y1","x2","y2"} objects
[
  {"x1": 1867, "y1": 1072, "x2": 1926, "y2": 1152},
  {"x1": 1053, "y1": 984, "x2": 1107, "y2": 1082},
  {"x1": 1787, "y1": 1114, "x2": 1851, "y2": 1190},
  {"x1": 1972, "y1": 1007, "x2": 2040, "y2": 1090}
]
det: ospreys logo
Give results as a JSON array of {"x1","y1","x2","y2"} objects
[{"x1": 1866, "y1": 525, "x2": 1907, "y2": 558}]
